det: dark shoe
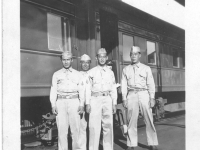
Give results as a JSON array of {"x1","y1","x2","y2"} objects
[
  {"x1": 126, "y1": 147, "x2": 134, "y2": 150},
  {"x1": 149, "y1": 145, "x2": 158, "y2": 150}
]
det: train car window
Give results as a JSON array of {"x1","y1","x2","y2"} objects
[
  {"x1": 122, "y1": 34, "x2": 133, "y2": 62},
  {"x1": 172, "y1": 49, "x2": 179, "y2": 68},
  {"x1": 47, "y1": 14, "x2": 63, "y2": 51},
  {"x1": 20, "y1": 2, "x2": 48, "y2": 51},
  {"x1": 147, "y1": 41, "x2": 156, "y2": 65},
  {"x1": 47, "y1": 13, "x2": 71, "y2": 52}
]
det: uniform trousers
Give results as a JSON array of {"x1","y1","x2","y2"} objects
[
  {"x1": 79, "y1": 111, "x2": 87, "y2": 150},
  {"x1": 127, "y1": 90, "x2": 158, "y2": 147},
  {"x1": 56, "y1": 98, "x2": 81, "y2": 150},
  {"x1": 89, "y1": 96, "x2": 113, "y2": 150}
]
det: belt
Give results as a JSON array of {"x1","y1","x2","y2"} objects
[
  {"x1": 58, "y1": 94, "x2": 79, "y2": 99},
  {"x1": 91, "y1": 92, "x2": 110, "y2": 97},
  {"x1": 128, "y1": 88, "x2": 146, "y2": 92}
]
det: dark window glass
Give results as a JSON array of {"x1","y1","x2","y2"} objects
[
  {"x1": 123, "y1": 34, "x2": 133, "y2": 61},
  {"x1": 20, "y1": 2, "x2": 48, "y2": 50}
]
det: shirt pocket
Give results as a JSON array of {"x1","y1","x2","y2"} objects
[
  {"x1": 139, "y1": 72, "x2": 146, "y2": 86},
  {"x1": 93, "y1": 76, "x2": 101, "y2": 84},
  {"x1": 127, "y1": 75, "x2": 134, "y2": 85},
  {"x1": 104, "y1": 76, "x2": 113, "y2": 89},
  {"x1": 71, "y1": 76, "x2": 79, "y2": 85},
  {"x1": 57, "y1": 76, "x2": 67, "y2": 91},
  {"x1": 57, "y1": 75, "x2": 65, "y2": 85}
]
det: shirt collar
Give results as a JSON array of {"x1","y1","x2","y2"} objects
[
  {"x1": 97, "y1": 65, "x2": 107, "y2": 71},
  {"x1": 132, "y1": 62, "x2": 141, "y2": 68},
  {"x1": 80, "y1": 71, "x2": 88, "y2": 74},
  {"x1": 63, "y1": 67, "x2": 72, "y2": 73}
]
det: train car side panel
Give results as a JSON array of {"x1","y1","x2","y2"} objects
[{"x1": 21, "y1": 51, "x2": 62, "y2": 97}]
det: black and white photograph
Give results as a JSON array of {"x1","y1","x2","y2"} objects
[{"x1": 2, "y1": 0, "x2": 200, "y2": 150}]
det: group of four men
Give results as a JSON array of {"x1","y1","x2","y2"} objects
[{"x1": 50, "y1": 46, "x2": 158, "y2": 150}]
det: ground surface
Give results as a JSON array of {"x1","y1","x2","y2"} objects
[{"x1": 23, "y1": 113, "x2": 185, "y2": 150}]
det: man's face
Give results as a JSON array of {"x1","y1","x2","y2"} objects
[
  {"x1": 130, "y1": 49, "x2": 141, "y2": 64},
  {"x1": 61, "y1": 57, "x2": 73, "y2": 69},
  {"x1": 97, "y1": 54, "x2": 108, "y2": 66},
  {"x1": 81, "y1": 61, "x2": 90, "y2": 71}
]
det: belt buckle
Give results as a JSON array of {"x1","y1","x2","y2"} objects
[{"x1": 66, "y1": 95, "x2": 70, "y2": 99}]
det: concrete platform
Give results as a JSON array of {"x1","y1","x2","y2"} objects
[
  {"x1": 113, "y1": 115, "x2": 185, "y2": 150},
  {"x1": 23, "y1": 115, "x2": 185, "y2": 150}
]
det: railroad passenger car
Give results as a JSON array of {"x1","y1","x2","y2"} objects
[{"x1": 20, "y1": 0, "x2": 185, "y2": 137}]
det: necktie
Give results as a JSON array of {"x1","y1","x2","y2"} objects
[
  {"x1": 133, "y1": 65, "x2": 136, "y2": 84},
  {"x1": 133, "y1": 65, "x2": 136, "y2": 74},
  {"x1": 65, "y1": 69, "x2": 70, "y2": 79}
]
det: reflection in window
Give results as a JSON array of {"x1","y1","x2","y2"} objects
[
  {"x1": 173, "y1": 50, "x2": 179, "y2": 67},
  {"x1": 47, "y1": 13, "x2": 71, "y2": 52},
  {"x1": 123, "y1": 34, "x2": 133, "y2": 61},
  {"x1": 47, "y1": 13, "x2": 63, "y2": 51},
  {"x1": 147, "y1": 41, "x2": 156, "y2": 65}
]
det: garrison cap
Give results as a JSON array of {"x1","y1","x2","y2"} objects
[
  {"x1": 80, "y1": 54, "x2": 91, "y2": 61},
  {"x1": 131, "y1": 46, "x2": 141, "y2": 53},
  {"x1": 61, "y1": 51, "x2": 73, "y2": 59},
  {"x1": 97, "y1": 48, "x2": 107, "y2": 55}
]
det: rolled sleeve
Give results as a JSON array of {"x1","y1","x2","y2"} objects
[
  {"x1": 121, "y1": 69, "x2": 128, "y2": 101},
  {"x1": 146, "y1": 67, "x2": 155, "y2": 99},
  {"x1": 50, "y1": 73, "x2": 57, "y2": 108}
]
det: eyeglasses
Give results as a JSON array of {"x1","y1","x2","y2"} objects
[{"x1": 130, "y1": 52, "x2": 140, "y2": 56}]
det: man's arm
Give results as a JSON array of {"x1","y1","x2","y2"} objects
[
  {"x1": 146, "y1": 67, "x2": 156, "y2": 107},
  {"x1": 146, "y1": 67, "x2": 155, "y2": 99},
  {"x1": 110, "y1": 71, "x2": 118, "y2": 106},
  {"x1": 85, "y1": 74, "x2": 91, "y2": 105},
  {"x1": 86, "y1": 69, "x2": 93, "y2": 113},
  {"x1": 121, "y1": 69, "x2": 128, "y2": 101},
  {"x1": 77, "y1": 72, "x2": 85, "y2": 114},
  {"x1": 78, "y1": 73, "x2": 85, "y2": 107},
  {"x1": 50, "y1": 73, "x2": 58, "y2": 114}
]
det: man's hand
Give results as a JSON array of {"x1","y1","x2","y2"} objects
[
  {"x1": 52, "y1": 107, "x2": 58, "y2": 115},
  {"x1": 78, "y1": 106, "x2": 84, "y2": 114},
  {"x1": 123, "y1": 100, "x2": 128, "y2": 108},
  {"x1": 149, "y1": 98, "x2": 156, "y2": 108},
  {"x1": 86, "y1": 104, "x2": 91, "y2": 113},
  {"x1": 113, "y1": 105, "x2": 116, "y2": 114}
]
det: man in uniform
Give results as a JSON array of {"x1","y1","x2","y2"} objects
[
  {"x1": 121, "y1": 46, "x2": 158, "y2": 150},
  {"x1": 50, "y1": 51, "x2": 84, "y2": 150},
  {"x1": 86, "y1": 48, "x2": 117, "y2": 150},
  {"x1": 79, "y1": 54, "x2": 92, "y2": 150}
]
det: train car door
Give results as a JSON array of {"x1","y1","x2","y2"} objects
[{"x1": 99, "y1": 9, "x2": 120, "y2": 83}]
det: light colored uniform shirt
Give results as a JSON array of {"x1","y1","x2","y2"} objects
[
  {"x1": 80, "y1": 71, "x2": 91, "y2": 105},
  {"x1": 88, "y1": 65, "x2": 117, "y2": 105},
  {"x1": 121, "y1": 62, "x2": 155, "y2": 101},
  {"x1": 50, "y1": 67, "x2": 84, "y2": 107}
]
